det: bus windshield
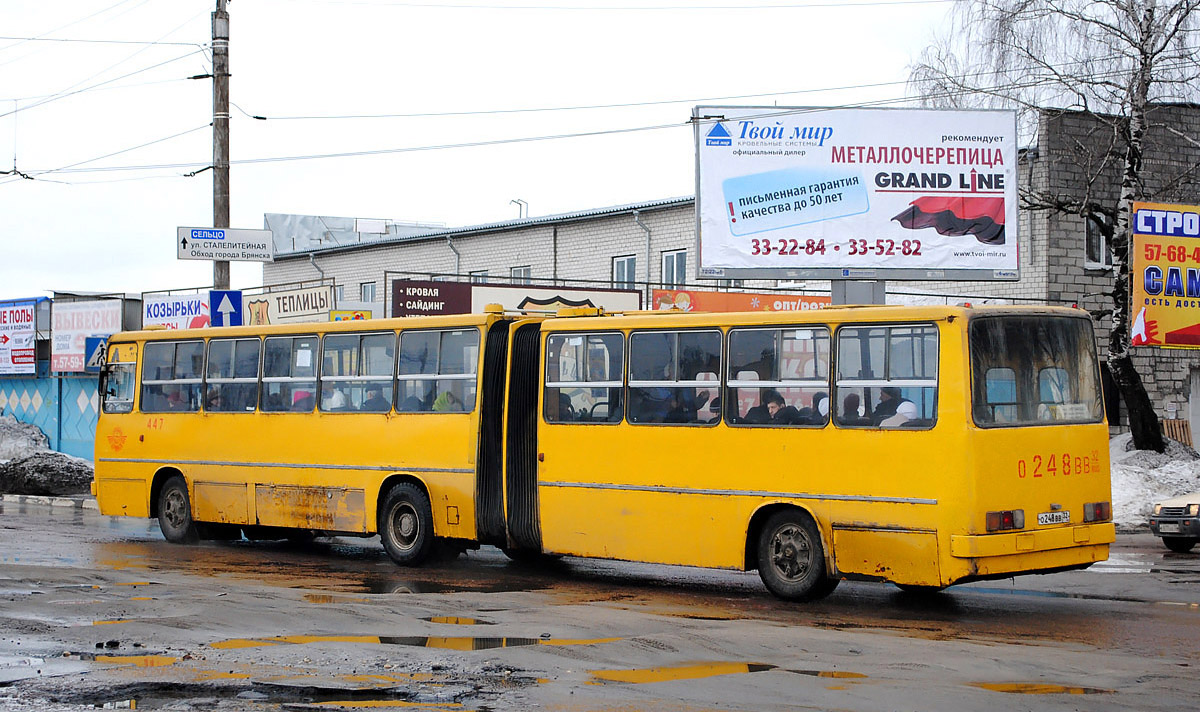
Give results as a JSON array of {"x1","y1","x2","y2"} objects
[{"x1": 970, "y1": 315, "x2": 1104, "y2": 427}]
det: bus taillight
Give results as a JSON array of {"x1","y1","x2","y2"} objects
[
  {"x1": 1083, "y1": 501, "x2": 1111, "y2": 522},
  {"x1": 986, "y1": 509, "x2": 1025, "y2": 532}
]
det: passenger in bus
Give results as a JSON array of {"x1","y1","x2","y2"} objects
[
  {"x1": 744, "y1": 388, "x2": 781, "y2": 424},
  {"x1": 766, "y1": 393, "x2": 803, "y2": 424},
  {"x1": 165, "y1": 387, "x2": 187, "y2": 411},
  {"x1": 321, "y1": 388, "x2": 349, "y2": 411},
  {"x1": 292, "y1": 390, "x2": 315, "y2": 412},
  {"x1": 432, "y1": 390, "x2": 462, "y2": 412},
  {"x1": 666, "y1": 387, "x2": 710, "y2": 423},
  {"x1": 556, "y1": 392, "x2": 577, "y2": 421},
  {"x1": 361, "y1": 385, "x2": 390, "y2": 412},
  {"x1": 873, "y1": 387, "x2": 918, "y2": 426},
  {"x1": 838, "y1": 392, "x2": 868, "y2": 425},
  {"x1": 204, "y1": 388, "x2": 221, "y2": 411}
]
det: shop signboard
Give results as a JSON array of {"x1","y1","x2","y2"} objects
[
  {"x1": 143, "y1": 293, "x2": 210, "y2": 330},
  {"x1": 694, "y1": 105, "x2": 1019, "y2": 281},
  {"x1": 1130, "y1": 201, "x2": 1200, "y2": 347},
  {"x1": 243, "y1": 285, "x2": 335, "y2": 325},
  {"x1": 651, "y1": 289, "x2": 830, "y2": 312},
  {"x1": 0, "y1": 302, "x2": 36, "y2": 375},
  {"x1": 390, "y1": 280, "x2": 641, "y2": 317},
  {"x1": 51, "y1": 300, "x2": 123, "y2": 372}
]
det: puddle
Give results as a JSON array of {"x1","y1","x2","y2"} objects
[
  {"x1": 589, "y1": 662, "x2": 775, "y2": 684},
  {"x1": 352, "y1": 576, "x2": 547, "y2": 595},
  {"x1": 972, "y1": 682, "x2": 1114, "y2": 695},
  {"x1": 422, "y1": 617, "x2": 491, "y2": 625},
  {"x1": 305, "y1": 594, "x2": 370, "y2": 604},
  {"x1": 94, "y1": 655, "x2": 179, "y2": 668},
  {"x1": 212, "y1": 635, "x2": 620, "y2": 651},
  {"x1": 307, "y1": 702, "x2": 462, "y2": 709},
  {"x1": 788, "y1": 669, "x2": 867, "y2": 679}
]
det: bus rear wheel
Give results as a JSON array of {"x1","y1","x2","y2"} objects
[
  {"x1": 157, "y1": 475, "x2": 199, "y2": 544},
  {"x1": 756, "y1": 510, "x2": 838, "y2": 601},
  {"x1": 378, "y1": 483, "x2": 434, "y2": 566}
]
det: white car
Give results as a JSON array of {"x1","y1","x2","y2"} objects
[{"x1": 1149, "y1": 491, "x2": 1200, "y2": 553}]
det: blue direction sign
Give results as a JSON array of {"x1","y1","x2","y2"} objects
[
  {"x1": 84, "y1": 337, "x2": 108, "y2": 373},
  {"x1": 210, "y1": 290, "x2": 243, "y2": 327}
]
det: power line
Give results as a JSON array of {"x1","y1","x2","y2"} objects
[
  {"x1": 0, "y1": 36, "x2": 200, "y2": 47},
  {"x1": 0, "y1": 0, "x2": 143, "y2": 56},
  {"x1": 280, "y1": 0, "x2": 957, "y2": 9}
]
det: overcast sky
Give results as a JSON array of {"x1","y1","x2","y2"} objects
[{"x1": 0, "y1": 0, "x2": 954, "y2": 301}]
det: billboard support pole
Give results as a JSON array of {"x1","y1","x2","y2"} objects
[{"x1": 832, "y1": 280, "x2": 886, "y2": 306}]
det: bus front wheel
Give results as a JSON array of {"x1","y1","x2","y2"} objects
[
  {"x1": 378, "y1": 483, "x2": 435, "y2": 566},
  {"x1": 158, "y1": 476, "x2": 199, "y2": 544},
  {"x1": 756, "y1": 510, "x2": 838, "y2": 601}
]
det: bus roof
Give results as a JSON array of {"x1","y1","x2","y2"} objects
[{"x1": 109, "y1": 311, "x2": 508, "y2": 343}]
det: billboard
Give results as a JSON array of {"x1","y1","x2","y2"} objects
[
  {"x1": 651, "y1": 289, "x2": 829, "y2": 312},
  {"x1": 694, "y1": 106, "x2": 1019, "y2": 281},
  {"x1": 243, "y1": 285, "x2": 335, "y2": 325},
  {"x1": 0, "y1": 302, "x2": 36, "y2": 375},
  {"x1": 143, "y1": 293, "x2": 211, "y2": 330},
  {"x1": 51, "y1": 300, "x2": 123, "y2": 372},
  {"x1": 391, "y1": 280, "x2": 642, "y2": 317},
  {"x1": 1130, "y1": 201, "x2": 1200, "y2": 347}
]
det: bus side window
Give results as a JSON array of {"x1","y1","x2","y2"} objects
[
  {"x1": 205, "y1": 338, "x2": 260, "y2": 412},
  {"x1": 261, "y1": 336, "x2": 318, "y2": 412},
  {"x1": 141, "y1": 340, "x2": 203, "y2": 413},
  {"x1": 398, "y1": 329, "x2": 479, "y2": 413},
  {"x1": 835, "y1": 324, "x2": 937, "y2": 429},
  {"x1": 544, "y1": 332, "x2": 624, "y2": 424},
  {"x1": 727, "y1": 327, "x2": 830, "y2": 427}
]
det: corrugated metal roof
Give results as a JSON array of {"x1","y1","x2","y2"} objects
[{"x1": 272, "y1": 195, "x2": 695, "y2": 259}]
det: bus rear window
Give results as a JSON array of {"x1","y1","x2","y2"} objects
[{"x1": 970, "y1": 316, "x2": 1103, "y2": 426}]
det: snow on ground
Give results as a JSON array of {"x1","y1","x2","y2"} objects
[
  {"x1": 1111, "y1": 433, "x2": 1200, "y2": 531},
  {"x1": 0, "y1": 414, "x2": 47, "y2": 462}
]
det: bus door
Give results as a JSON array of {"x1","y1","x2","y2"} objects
[
  {"x1": 502, "y1": 320, "x2": 544, "y2": 552},
  {"x1": 475, "y1": 320, "x2": 510, "y2": 545}
]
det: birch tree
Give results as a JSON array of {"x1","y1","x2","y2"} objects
[{"x1": 911, "y1": 0, "x2": 1200, "y2": 451}]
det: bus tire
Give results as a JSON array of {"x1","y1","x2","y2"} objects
[
  {"x1": 157, "y1": 476, "x2": 199, "y2": 544},
  {"x1": 756, "y1": 510, "x2": 838, "y2": 602},
  {"x1": 378, "y1": 483, "x2": 434, "y2": 566},
  {"x1": 1162, "y1": 537, "x2": 1197, "y2": 553}
]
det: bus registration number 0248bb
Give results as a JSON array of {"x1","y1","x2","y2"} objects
[{"x1": 1038, "y1": 511, "x2": 1071, "y2": 525}]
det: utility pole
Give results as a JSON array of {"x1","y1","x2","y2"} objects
[{"x1": 212, "y1": 0, "x2": 231, "y2": 289}]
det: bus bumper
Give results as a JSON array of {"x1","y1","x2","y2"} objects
[{"x1": 949, "y1": 522, "x2": 1116, "y2": 558}]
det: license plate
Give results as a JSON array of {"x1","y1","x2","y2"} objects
[
  {"x1": 1037, "y1": 511, "x2": 1070, "y2": 525},
  {"x1": 1159, "y1": 523, "x2": 1181, "y2": 534}
]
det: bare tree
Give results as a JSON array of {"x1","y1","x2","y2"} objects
[{"x1": 912, "y1": 0, "x2": 1200, "y2": 451}]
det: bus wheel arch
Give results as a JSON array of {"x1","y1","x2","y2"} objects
[
  {"x1": 153, "y1": 471, "x2": 199, "y2": 544},
  {"x1": 749, "y1": 504, "x2": 839, "y2": 602},
  {"x1": 377, "y1": 477, "x2": 435, "y2": 567}
]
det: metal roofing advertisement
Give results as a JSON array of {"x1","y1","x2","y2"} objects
[
  {"x1": 694, "y1": 106, "x2": 1019, "y2": 281},
  {"x1": 0, "y1": 302, "x2": 36, "y2": 375},
  {"x1": 1130, "y1": 201, "x2": 1200, "y2": 348}
]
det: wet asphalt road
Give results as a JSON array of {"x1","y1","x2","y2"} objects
[{"x1": 0, "y1": 501, "x2": 1198, "y2": 711}]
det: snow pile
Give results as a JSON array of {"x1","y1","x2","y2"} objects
[
  {"x1": 0, "y1": 452, "x2": 93, "y2": 496},
  {"x1": 1111, "y1": 433, "x2": 1200, "y2": 531},
  {"x1": 0, "y1": 414, "x2": 47, "y2": 462}
]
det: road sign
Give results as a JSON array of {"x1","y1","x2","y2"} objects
[
  {"x1": 177, "y1": 227, "x2": 274, "y2": 263},
  {"x1": 84, "y1": 337, "x2": 108, "y2": 373},
  {"x1": 210, "y1": 290, "x2": 243, "y2": 327}
]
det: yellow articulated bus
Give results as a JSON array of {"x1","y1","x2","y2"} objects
[{"x1": 94, "y1": 304, "x2": 1114, "y2": 601}]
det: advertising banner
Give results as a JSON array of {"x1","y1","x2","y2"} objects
[
  {"x1": 651, "y1": 289, "x2": 830, "y2": 313},
  {"x1": 0, "y1": 302, "x2": 36, "y2": 375},
  {"x1": 243, "y1": 285, "x2": 335, "y2": 325},
  {"x1": 1130, "y1": 201, "x2": 1200, "y2": 348},
  {"x1": 51, "y1": 300, "x2": 123, "y2": 372},
  {"x1": 694, "y1": 106, "x2": 1019, "y2": 281},
  {"x1": 391, "y1": 280, "x2": 641, "y2": 317},
  {"x1": 143, "y1": 293, "x2": 210, "y2": 330}
]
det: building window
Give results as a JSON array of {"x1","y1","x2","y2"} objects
[
  {"x1": 1085, "y1": 213, "x2": 1113, "y2": 269},
  {"x1": 360, "y1": 282, "x2": 376, "y2": 302},
  {"x1": 719, "y1": 278, "x2": 745, "y2": 289},
  {"x1": 469, "y1": 270, "x2": 489, "y2": 284},
  {"x1": 662, "y1": 249, "x2": 687, "y2": 287},
  {"x1": 334, "y1": 285, "x2": 345, "y2": 303},
  {"x1": 510, "y1": 266, "x2": 532, "y2": 285},
  {"x1": 612, "y1": 255, "x2": 637, "y2": 290}
]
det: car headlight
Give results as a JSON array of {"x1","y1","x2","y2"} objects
[
  {"x1": 1153, "y1": 504, "x2": 1162, "y2": 515},
  {"x1": 1189, "y1": 504, "x2": 1199, "y2": 517}
]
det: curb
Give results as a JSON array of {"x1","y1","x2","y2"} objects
[{"x1": 0, "y1": 494, "x2": 98, "y2": 510}]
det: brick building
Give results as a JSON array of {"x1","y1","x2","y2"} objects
[{"x1": 261, "y1": 104, "x2": 1200, "y2": 436}]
